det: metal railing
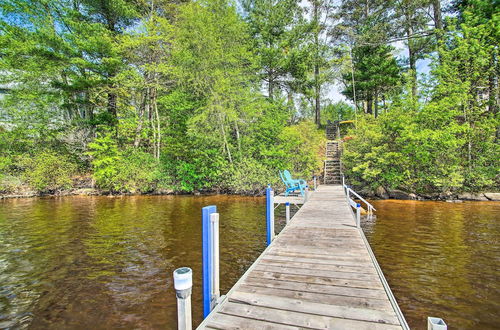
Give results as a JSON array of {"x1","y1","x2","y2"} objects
[{"x1": 342, "y1": 175, "x2": 376, "y2": 215}]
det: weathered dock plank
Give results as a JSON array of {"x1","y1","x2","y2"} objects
[{"x1": 197, "y1": 185, "x2": 407, "y2": 329}]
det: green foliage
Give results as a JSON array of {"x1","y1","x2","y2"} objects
[
  {"x1": 341, "y1": 1, "x2": 499, "y2": 195},
  {"x1": 342, "y1": 44, "x2": 402, "y2": 116},
  {"x1": 0, "y1": 175, "x2": 23, "y2": 194},
  {"x1": 322, "y1": 101, "x2": 355, "y2": 123},
  {"x1": 88, "y1": 133, "x2": 121, "y2": 191},
  {"x1": 0, "y1": 0, "x2": 496, "y2": 198},
  {"x1": 88, "y1": 132, "x2": 161, "y2": 193},
  {"x1": 19, "y1": 151, "x2": 77, "y2": 192},
  {"x1": 221, "y1": 158, "x2": 279, "y2": 195},
  {"x1": 112, "y1": 149, "x2": 162, "y2": 193},
  {"x1": 263, "y1": 121, "x2": 325, "y2": 178}
]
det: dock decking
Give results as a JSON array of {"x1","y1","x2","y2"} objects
[{"x1": 197, "y1": 185, "x2": 407, "y2": 329}]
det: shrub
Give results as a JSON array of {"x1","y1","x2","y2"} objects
[
  {"x1": 113, "y1": 149, "x2": 161, "y2": 193},
  {"x1": 20, "y1": 151, "x2": 76, "y2": 192},
  {"x1": 88, "y1": 133, "x2": 161, "y2": 193},
  {"x1": 220, "y1": 158, "x2": 279, "y2": 195},
  {"x1": 88, "y1": 133, "x2": 121, "y2": 191},
  {"x1": 262, "y1": 120, "x2": 325, "y2": 179},
  {"x1": 0, "y1": 175, "x2": 23, "y2": 194}
]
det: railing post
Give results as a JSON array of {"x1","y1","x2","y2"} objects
[
  {"x1": 285, "y1": 202, "x2": 290, "y2": 224},
  {"x1": 266, "y1": 185, "x2": 274, "y2": 246},
  {"x1": 202, "y1": 205, "x2": 217, "y2": 317},
  {"x1": 173, "y1": 267, "x2": 193, "y2": 330},
  {"x1": 428, "y1": 317, "x2": 447, "y2": 330},
  {"x1": 313, "y1": 176, "x2": 317, "y2": 191},
  {"x1": 303, "y1": 186, "x2": 309, "y2": 203},
  {"x1": 210, "y1": 212, "x2": 220, "y2": 309},
  {"x1": 356, "y1": 203, "x2": 361, "y2": 228}
]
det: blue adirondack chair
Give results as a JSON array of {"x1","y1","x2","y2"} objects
[{"x1": 279, "y1": 170, "x2": 307, "y2": 196}]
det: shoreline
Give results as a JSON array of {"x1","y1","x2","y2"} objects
[{"x1": 1, "y1": 187, "x2": 499, "y2": 202}]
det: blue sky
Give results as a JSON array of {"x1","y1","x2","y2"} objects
[{"x1": 328, "y1": 41, "x2": 433, "y2": 103}]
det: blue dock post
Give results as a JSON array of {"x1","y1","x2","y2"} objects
[
  {"x1": 285, "y1": 202, "x2": 290, "y2": 224},
  {"x1": 266, "y1": 185, "x2": 274, "y2": 246},
  {"x1": 202, "y1": 205, "x2": 217, "y2": 318},
  {"x1": 356, "y1": 203, "x2": 361, "y2": 228}
]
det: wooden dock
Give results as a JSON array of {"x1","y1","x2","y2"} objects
[{"x1": 197, "y1": 185, "x2": 408, "y2": 329}]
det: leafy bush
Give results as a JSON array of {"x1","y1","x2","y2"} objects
[
  {"x1": 88, "y1": 132, "x2": 162, "y2": 193},
  {"x1": 343, "y1": 102, "x2": 497, "y2": 194},
  {"x1": 113, "y1": 149, "x2": 161, "y2": 193},
  {"x1": 20, "y1": 151, "x2": 77, "y2": 192},
  {"x1": 220, "y1": 158, "x2": 279, "y2": 195},
  {"x1": 262, "y1": 121, "x2": 325, "y2": 179},
  {"x1": 87, "y1": 133, "x2": 121, "y2": 191},
  {"x1": 0, "y1": 155, "x2": 13, "y2": 180},
  {"x1": 0, "y1": 175, "x2": 23, "y2": 194}
]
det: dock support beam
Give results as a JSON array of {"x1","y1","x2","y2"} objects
[
  {"x1": 266, "y1": 185, "x2": 274, "y2": 246},
  {"x1": 285, "y1": 202, "x2": 290, "y2": 224},
  {"x1": 202, "y1": 205, "x2": 219, "y2": 317},
  {"x1": 173, "y1": 267, "x2": 193, "y2": 330},
  {"x1": 356, "y1": 203, "x2": 361, "y2": 228}
]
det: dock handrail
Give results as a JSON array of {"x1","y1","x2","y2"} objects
[{"x1": 342, "y1": 175, "x2": 376, "y2": 215}]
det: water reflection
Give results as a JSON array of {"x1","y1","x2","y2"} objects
[
  {"x1": 364, "y1": 200, "x2": 500, "y2": 329},
  {"x1": 0, "y1": 195, "x2": 266, "y2": 329},
  {"x1": 1, "y1": 196, "x2": 498, "y2": 329}
]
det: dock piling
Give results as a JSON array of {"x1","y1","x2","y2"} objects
[
  {"x1": 210, "y1": 212, "x2": 220, "y2": 309},
  {"x1": 266, "y1": 185, "x2": 274, "y2": 246},
  {"x1": 173, "y1": 267, "x2": 193, "y2": 330},
  {"x1": 285, "y1": 202, "x2": 290, "y2": 224},
  {"x1": 313, "y1": 176, "x2": 317, "y2": 190},
  {"x1": 356, "y1": 203, "x2": 361, "y2": 228},
  {"x1": 202, "y1": 205, "x2": 217, "y2": 317},
  {"x1": 428, "y1": 317, "x2": 447, "y2": 330}
]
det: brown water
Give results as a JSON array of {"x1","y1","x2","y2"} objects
[
  {"x1": 0, "y1": 196, "x2": 498, "y2": 329},
  {"x1": 0, "y1": 195, "x2": 268, "y2": 329},
  {"x1": 364, "y1": 200, "x2": 500, "y2": 329}
]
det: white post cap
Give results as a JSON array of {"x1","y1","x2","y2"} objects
[
  {"x1": 173, "y1": 267, "x2": 193, "y2": 291},
  {"x1": 428, "y1": 317, "x2": 447, "y2": 330}
]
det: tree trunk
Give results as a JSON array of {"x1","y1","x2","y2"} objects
[
  {"x1": 407, "y1": 24, "x2": 417, "y2": 98},
  {"x1": 433, "y1": 0, "x2": 443, "y2": 63},
  {"x1": 488, "y1": 52, "x2": 499, "y2": 114},
  {"x1": 217, "y1": 105, "x2": 232, "y2": 163},
  {"x1": 152, "y1": 87, "x2": 161, "y2": 159},
  {"x1": 432, "y1": 0, "x2": 443, "y2": 31},
  {"x1": 134, "y1": 89, "x2": 148, "y2": 148},
  {"x1": 366, "y1": 93, "x2": 373, "y2": 115},
  {"x1": 313, "y1": 0, "x2": 321, "y2": 127},
  {"x1": 374, "y1": 90, "x2": 379, "y2": 118},
  {"x1": 315, "y1": 74, "x2": 321, "y2": 126},
  {"x1": 148, "y1": 87, "x2": 156, "y2": 157},
  {"x1": 234, "y1": 121, "x2": 241, "y2": 155},
  {"x1": 107, "y1": 83, "x2": 118, "y2": 126},
  {"x1": 268, "y1": 71, "x2": 274, "y2": 99}
]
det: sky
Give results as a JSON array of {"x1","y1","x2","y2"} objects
[{"x1": 327, "y1": 41, "x2": 433, "y2": 103}]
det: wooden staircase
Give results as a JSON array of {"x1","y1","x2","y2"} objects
[
  {"x1": 326, "y1": 122, "x2": 337, "y2": 140},
  {"x1": 324, "y1": 123, "x2": 342, "y2": 185}
]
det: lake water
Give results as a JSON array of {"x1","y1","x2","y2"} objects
[
  {"x1": 0, "y1": 196, "x2": 498, "y2": 329},
  {"x1": 364, "y1": 200, "x2": 500, "y2": 329}
]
